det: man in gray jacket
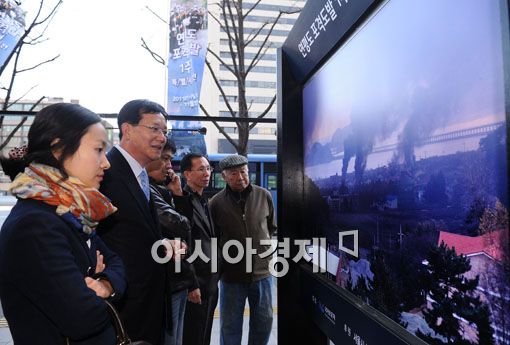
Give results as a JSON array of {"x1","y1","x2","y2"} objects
[{"x1": 209, "y1": 155, "x2": 277, "y2": 345}]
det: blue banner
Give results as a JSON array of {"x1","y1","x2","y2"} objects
[
  {"x1": 168, "y1": 0, "x2": 207, "y2": 115},
  {"x1": 168, "y1": 0, "x2": 208, "y2": 158},
  {"x1": 0, "y1": 0, "x2": 25, "y2": 69}
]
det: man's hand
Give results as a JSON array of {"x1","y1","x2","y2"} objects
[
  {"x1": 188, "y1": 288, "x2": 202, "y2": 304},
  {"x1": 162, "y1": 238, "x2": 187, "y2": 261},
  {"x1": 165, "y1": 169, "x2": 183, "y2": 196},
  {"x1": 95, "y1": 250, "x2": 105, "y2": 273},
  {"x1": 85, "y1": 277, "x2": 113, "y2": 299}
]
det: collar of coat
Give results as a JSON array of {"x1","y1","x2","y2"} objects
[{"x1": 226, "y1": 183, "x2": 253, "y2": 203}]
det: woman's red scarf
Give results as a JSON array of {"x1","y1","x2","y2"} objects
[{"x1": 10, "y1": 163, "x2": 116, "y2": 234}]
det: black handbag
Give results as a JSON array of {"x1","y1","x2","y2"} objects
[
  {"x1": 104, "y1": 300, "x2": 152, "y2": 345},
  {"x1": 66, "y1": 300, "x2": 152, "y2": 345}
]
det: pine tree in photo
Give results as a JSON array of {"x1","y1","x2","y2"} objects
[
  {"x1": 473, "y1": 305, "x2": 494, "y2": 345},
  {"x1": 370, "y1": 252, "x2": 401, "y2": 322},
  {"x1": 345, "y1": 273, "x2": 354, "y2": 292},
  {"x1": 396, "y1": 247, "x2": 427, "y2": 311},
  {"x1": 421, "y1": 242, "x2": 492, "y2": 344},
  {"x1": 352, "y1": 275, "x2": 371, "y2": 304}
]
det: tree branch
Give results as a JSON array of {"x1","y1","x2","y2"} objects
[
  {"x1": 32, "y1": 1, "x2": 62, "y2": 39},
  {"x1": 0, "y1": 0, "x2": 62, "y2": 149},
  {"x1": 249, "y1": 95, "x2": 276, "y2": 130},
  {"x1": 29, "y1": 96, "x2": 46, "y2": 111},
  {"x1": 34, "y1": 0, "x2": 63, "y2": 26},
  {"x1": 0, "y1": 0, "x2": 62, "y2": 76},
  {"x1": 248, "y1": 43, "x2": 271, "y2": 72},
  {"x1": 221, "y1": 1, "x2": 240, "y2": 75},
  {"x1": 210, "y1": 10, "x2": 239, "y2": 72},
  {"x1": 25, "y1": 36, "x2": 49, "y2": 45},
  {"x1": 7, "y1": 85, "x2": 39, "y2": 108},
  {"x1": 199, "y1": 103, "x2": 238, "y2": 151},
  {"x1": 17, "y1": 54, "x2": 60, "y2": 73},
  {"x1": 244, "y1": 21, "x2": 269, "y2": 47},
  {"x1": 0, "y1": 1, "x2": 43, "y2": 76},
  {"x1": 205, "y1": 58, "x2": 237, "y2": 118},
  {"x1": 246, "y1": 9, "x2": 299, "y2": 74},
  {"x1": 206, "y1": 47, "x2": 235, "y2": 75},
  {"x1": 0, "y1": 116, "x2": 28, "y2": 151},
  {"x1": 243, "y1": 0, "x2": 262, "y2": 19},
  {"x1": 141, "y1": 37, "x2": 166, "y2": 65},
  {"x1": 145, "y1": 5, "x2": 167, "y2": 24},
  {"x1": 225, "y1": 0, "x2": 241, "y2": 51},
  {"x1": 208, "y1": 9, "x2": 230, "y2": 37},
  {"x1": 2, "y1": 45, "x2": 23, "y2": 111}
]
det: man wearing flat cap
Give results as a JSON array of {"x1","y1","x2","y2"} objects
[{"x1": 209, "y1": 154, "x2": 277, "y2": 345}]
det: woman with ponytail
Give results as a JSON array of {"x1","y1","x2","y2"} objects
[{"x1": 0, "y1": 103, "x2": 126, "y2": 345}]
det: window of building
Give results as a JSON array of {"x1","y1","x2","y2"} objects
[
  {"x1": 221, "y1": 39, "x2": 283, "y2": 48},
  {"x1": 220, "y1": 52, "x2": 276, "y2": 61},
  {"x1": 220, "y1": 65, "x2": 276, "y2": 73},
  {"x1": 241, "y1": 2, "x2": 303, "y2": 12},
  {"x1": 8, "y1": 104, "x2": 23, "y2": 111},
  {"x1": 221, "y1": 126, "x2": 237, "y2": 133},
  {"x1": 219, "y1": 111, "x2": 276, "y2": 118},
  {"x1": 219, "y1": 95, "x2": 275, "y2": 104},
  {"x1": 266, "y1": 174, "x2": 277, "y2": 190},
  {"x1": 219, "y1": 80, "x2": 277, "y2": 89},
  {"x1": 213, "y1": 172, "x2": 226, "y2": 189},
  {"x1": 257, "y1": 127, "x2": 276, "y2": 135}
]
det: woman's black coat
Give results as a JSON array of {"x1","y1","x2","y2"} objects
[{"x1": 0, "y1": 198, "x2": 126, "y2": 345}]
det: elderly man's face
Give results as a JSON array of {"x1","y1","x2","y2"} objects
[{"x1": 222, "y1": 164, "x2": 249, "y2": 192}]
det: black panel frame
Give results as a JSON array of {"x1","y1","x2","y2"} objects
[{"x1": 278, "y1": 0, "x2": 510, "y2": 344}]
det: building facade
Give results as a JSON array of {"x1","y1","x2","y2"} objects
[
  {"x1": 0, "y1": 97, "x2": 81, "y2": 155},
  {"x1": 0, "y1": 98, "x2": 118, "y2": 193}
]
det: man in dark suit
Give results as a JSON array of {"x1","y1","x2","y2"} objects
[
  {"x1": 168, "y1": 153, "x2": 219, "y2": 345},
  {"x1": 97, "y1": 99, "x2": 169, "y2": 345}
]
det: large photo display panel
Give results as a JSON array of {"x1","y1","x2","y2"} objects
[{"x1": 302, "y1": 0, "x2": 510, "y2": 344}]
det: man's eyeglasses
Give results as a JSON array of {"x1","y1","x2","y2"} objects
[
  {"x1": 190, "y1": 166, "x2": 213, "y2": 173},
  {"x1": 134, "y1": 124, "x2": 168, "y2": 137}
]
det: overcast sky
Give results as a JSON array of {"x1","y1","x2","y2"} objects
[
  {"x1": 3, "y1": 0, "x2": 170, "y2": 113},
  {"x1": 303, "y1": 0, "x2": 505, "y2": 150}
]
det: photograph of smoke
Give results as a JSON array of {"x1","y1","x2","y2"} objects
[{"x1": 302, "y1": 0, "x2": 510, "y2": 344}]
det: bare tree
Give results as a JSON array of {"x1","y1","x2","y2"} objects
[
  {"x1": 0, "y1": 0, "x2": 62, "y2": 150},
  {"x1": 202, "y1": 0, "x2": 299, "y2": 156},
  {"x1": 143, "y1": 0, "x2": 300, "y2": 156}
]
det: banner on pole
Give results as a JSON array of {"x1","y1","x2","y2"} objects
[
  {"x1": 168, "y1": 0, "x2": 207, "y2": 116},
  {"x1": 168, "y1": 0, "x2": 208, "y2": 158},
  {"x1": 0, "y1": 0, "x2": 25, "y2": 69}
]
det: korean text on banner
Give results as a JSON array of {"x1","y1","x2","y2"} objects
[
  {"x1": 167, "y1": 0, "x2": 207, "y2": 116},
  {"x1": 0, "y1": 1, "x2": 25, "y2": 69}
]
